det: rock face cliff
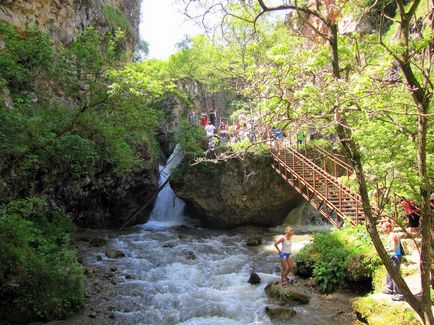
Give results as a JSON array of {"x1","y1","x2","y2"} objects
[
  {"x1": 0, "y1": 0, "x2": 139, "y2": 52},
  {"x1": 171, "y1": 154, "x2": 304, "y2": 228}
]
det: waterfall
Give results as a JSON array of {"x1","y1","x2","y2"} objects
[{"x1": 145, "y1": 144, "x2": 194, "y2": 229}]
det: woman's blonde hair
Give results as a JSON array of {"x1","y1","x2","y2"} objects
[{"x1": 285, "y1": 226, "x2": 294, "y2": 235}]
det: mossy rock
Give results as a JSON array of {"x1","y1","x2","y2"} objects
[
  {"x1": 246, "y1": 235, "x2": 262, "y2": 246},
  {"x1": 352, "y1": 296, "x2": 420, "y2": 324},
  {"x1": 264, "y1": 281, "x2": 310, "y2": 305},
  {"x1": 265, "y1": 306, "x2": 296, "y2": 320}
]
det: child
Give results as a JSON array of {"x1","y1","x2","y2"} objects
[{"x1": 274, "y1": 226, "x2": 295, "y2": 284}]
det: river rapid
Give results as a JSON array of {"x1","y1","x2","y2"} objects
[{"x1": 49, "y1": 147, "x2": 360, "y2": 325}]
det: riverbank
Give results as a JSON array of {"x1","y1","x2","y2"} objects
[{"x1": 38, "y1": 226, "x2": 363, "y2": 325}]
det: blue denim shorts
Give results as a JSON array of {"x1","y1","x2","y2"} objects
[{"x1": 279, "y1": 252, "x2": 292, "y2": 260}]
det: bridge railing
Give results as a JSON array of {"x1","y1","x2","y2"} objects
[
  {"x1": 269, "y1": 137, "x2": 372, "y2": 226},
  {"x1": 313, "y1": 146, "x2": 354, "y2": 181}
]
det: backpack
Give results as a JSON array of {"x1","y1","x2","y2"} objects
[{"x1": 399, "y1": 241, "x2": 407, "y2": 256}]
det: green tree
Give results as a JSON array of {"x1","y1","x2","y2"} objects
[{"x1": 181, "y1": 0, "x2": 433, "y2": 322}]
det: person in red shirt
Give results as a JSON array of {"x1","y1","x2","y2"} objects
[
  {"x1": 400, "y1": 197, "x2": 421, "y2": 233},
  {"x1": 200, "y1": 113, "x2": 208, "y2": 126}
]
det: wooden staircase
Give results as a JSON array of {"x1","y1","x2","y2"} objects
[{"x1": 269, "y1": 140, "x2": 373, "y2": 227}]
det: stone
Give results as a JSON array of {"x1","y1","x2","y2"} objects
[
  {"x1": 105, "y1": 248, "x2": 126, "y2": 259},
  {"x1": 265, "y1": 306, "x2": 296, "y2": 320},
  {"x1": 265, "y1": 281, "x2": 310, "y2": 305},
  {"x1": 246, "y1": 235, "x2": 262, "y2": 246},
  {"x1": 89, "y1": 238, "x2": 108, "y2": 247},
  {"x1": 88, "y1": 311, "x2": 97, "y2": 318},
  {"x1": 184, "y1": 251, "x2": 196, "y2": 260},
  {"x1": 248, "y1": 272, "x2": 261, "y2": 285},
  {"x1": 171, "y1": 154, "x2": 303, "y2": 228},
  {"x1": 0, "y1": 0, "x2": 139, "y2": 53},
  {"x1": 0, "y1": 78, "x2": 14, "y2": 109}
]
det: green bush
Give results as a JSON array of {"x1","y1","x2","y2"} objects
[
  {"x1": 0, "y1": 23, "x2": 53, "y2": 90},
  {"x1": 175, "y1": 120, "x2": 207, "y2": 157},
  {"x1": 295, "y1": 226, "x2": 381, "y2": 293},
  {"x1": 294, "y1": 244, "x2": 320, "y2": 277},
  {"x1": 0, "y1": 198, "x2": 84, "y2": 323}
]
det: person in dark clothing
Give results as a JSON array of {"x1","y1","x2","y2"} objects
[
  {"x1": 400, "y1": 197, "x2": 421, "y2": 233},
  {"x1": 209, "y1": 109, "x2": 216, "y2": 127}
]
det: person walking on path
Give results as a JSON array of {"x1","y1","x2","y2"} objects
[
  {"x1": 381, "y1": 222, "x2": 404, "y2": 301},
  {"x1": 200, "y1": 113, "x2": 208, "y2": 127},
  {"x1": 204, "y1": 121, "x2": 216, "y2": 151},
  {"x1": 297, "y1": 131, "x2": 305, "y2": 145},
  {"x1": 209, "y1": 109, "x2": 217, "y2": 127},
  {"x1": 274, "y1": 226, "x2": 295, "y2": 285},
  {"x1": 399, "y1": 197, "x2": 421, "y2": 234},
  {"x1": 188, "y1": 109, "x2": 196, "y2": 124}
]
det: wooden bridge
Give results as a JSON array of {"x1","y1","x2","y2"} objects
[{"x1": 269, "y1": 139, "x2": 378, "y2": 227}]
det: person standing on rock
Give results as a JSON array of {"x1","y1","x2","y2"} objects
[{"x1": 274, "y1": 226, "x2": 295, "y2": 285}]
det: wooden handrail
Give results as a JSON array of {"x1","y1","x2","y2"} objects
[
  {"x1": 314, "y1": 146, "x2": 354, "y2": 180},
  {"x1": 268, "y1": 135, "x2": 379, "y2": 227}
]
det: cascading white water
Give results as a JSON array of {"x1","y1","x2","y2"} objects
[
  {"x1": 145, "y1": 144, "x2": 194, "y2": 229},
  {"x1": 75, "y1": 146, "x2": 354, "y2": 325}
]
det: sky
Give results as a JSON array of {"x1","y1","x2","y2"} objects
[{"x1": 139, "y1": 0, "x2": 203, "y2": 60}]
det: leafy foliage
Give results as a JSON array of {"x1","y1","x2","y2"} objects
[
  {"x1": 295, "y1": 226, "x2": 381, "y2": 293},
  {"x1": 0, "y1": 198, "x2": 84, "y2": 322},
  {"x1": 175, "y1": 120, "x2": 207, "y2": 157},
  {"x1": 0, "y1": 23, "x2": 52, "y2": 91},
  {"x1": 102, "y1": 5, "x2": 133, "y2": 34}
]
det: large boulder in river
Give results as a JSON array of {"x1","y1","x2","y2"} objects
[
  {"x1": 265, "y1": 281, "x2": 310, "y2": 305},
  {"x1": 170, "y1": 153, "x2": 303, "y2": 228}
]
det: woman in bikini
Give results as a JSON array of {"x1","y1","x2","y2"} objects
[{"x1": 274, "y1": 226, "x2": 295, "y2": 284}]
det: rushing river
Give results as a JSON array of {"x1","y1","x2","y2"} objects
[{"x1": 57, "y1": 147, "x2": 358, "y2": 325}]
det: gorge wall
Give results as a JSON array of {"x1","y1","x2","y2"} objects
[
  {"x1": 0, "y1": 0, "x2": 140, "y2": 52},
  {"x1": 0, "y1": 0, "x2": 159, "y2": 229}
]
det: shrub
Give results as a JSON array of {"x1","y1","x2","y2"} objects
[
  {"x1": 295, "y1": 226, "x2": 381, "y2": 293},
  {"x1": 294, "y1": 244, "x2": 320, "y2": 277},
  {"x1": 175, "y1": 120, "x2": 207, "y2": 157},
  {"x1": 0, "y1": 198, "x2": 84, "y2": 323},
  {"x1": 0, "y1": 23, "x2": 53, "y2": 90}
]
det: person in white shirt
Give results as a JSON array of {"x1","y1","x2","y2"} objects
[
  {"x1": 205, "y1": 121, "x2": 216, "y2": 150},
  {"x1": 274, "y1": 226, "x2": 295, "y2": 285}
]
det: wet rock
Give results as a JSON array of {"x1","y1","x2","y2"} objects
[
  {"x1": 105, "y1": 248, "x2": 126, "y2": 259},
  {"x1": 89, "y1": 238, "x2": 108, "y2": 247},
  {"x1": 125, "y1": 274, "x2": 133, "y2": 279},
  {"x1": 265, "y1": 306, "x2": 296, "y2": 320},
  {"x1": 265, "y1": 281, "x2": 310, "y2": 305},
  {"x1": 163, "y1": 242, "x2": 176, "y2": 248},
  {"x1": 184, "y1": 251, "x2": 196, "y2": 260},
  {"x1": 109, "y1": 313, "x2": 116, "y2": 319},
  {"x1": 248, "y1": 272, "x2": 261, "y2": 285},
  {"x1": 88, "y1": 311, "x2": 97, "y2": 318},
  {"x1": 96, "y1": 255, "x2": 103, "y2": 261},
  {"x1": 246, "y1": 235, "x2": 262, "y2": 246},
  {"x1": 84, "y1": 266, "x2": 97, "y2": 276},
  {"x1": 110, "y1": 267, "x2": 118, "y2": 272}
]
